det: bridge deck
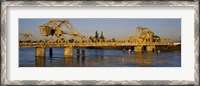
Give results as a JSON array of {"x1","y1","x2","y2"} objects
[{"x1": 19, "y1": 42, "x2": 174, "y2": 48}]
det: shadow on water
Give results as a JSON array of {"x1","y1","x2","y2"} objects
[{"x1": 35, "y1": 57, "x2": 46, "y2": 67}]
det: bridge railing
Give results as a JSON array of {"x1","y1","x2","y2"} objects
[{"x1": 19, "y1": 41, "x2": 174, "y2": 48}]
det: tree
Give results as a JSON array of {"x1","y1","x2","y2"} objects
[
  {"x1": 94, "y1": 30, "x2": 100, "y2": 42},
  {"x1": 100, "y1": 31, "x2": 105, "y2": 41},
  {"x1": 94, "y1": 30, "x2": 99, "y2": 39},
  {"x1": 112, "y1": 38, "x2": 116, "y2": 42}
]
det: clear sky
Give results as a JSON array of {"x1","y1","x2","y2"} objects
[{"x1": 19, "y1": 18, "x2": 181, "y2": 41}]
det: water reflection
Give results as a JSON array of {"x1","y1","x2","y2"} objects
[
  {"x1": 81, "y1": 56, "x2": 85, "y2": 64},
  {"x1": 95, "y1": 49, "x2": 104, "y2": 58},
  {"x1": 127, "y1": 53, "x2": 134, "y2": 63},
  {"x1": 63, "y1": 56, "x2": 73, "y2": 65},
  {"x1": 35, "y1": 57, "x2": 46, "y2": 67},
  {"x1": 76, "y1": 56, "x2": 80, "y2": 64},
  {"x1": 20, "y1": 48, "x2": 180, "y2": 67},
  {"x1": 100, "y1": 50, "x2": 104, "y2": 58},
  {"x1": 134, "y1": 52, "x2": 153, "y2": 66},
  {"x1": 75, "y1": 55, "x2": 86, "y2": 65}
]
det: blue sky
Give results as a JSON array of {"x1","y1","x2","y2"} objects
[{"x1": 19, "y1": 18, "x2": 181, "y2": 41}]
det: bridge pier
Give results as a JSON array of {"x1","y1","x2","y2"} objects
[
  {"x1": 134, "y1": 46, "x2": 143, "y2": 52},
  {"x1": 146, "y1": 45, "x2": 155, "y2": 52},
  {"x1": 49, "y1": 48, "x2": 53, "y2": 57},
  {"x1": 64, "y1": 47, "x2": 73, "y2": 57},
  {"x1": 81, "y1": 48, "x2": 85, "y2": 57},
  {"x1": 35, "y1": 47, "x2": 46, "y2": 57}
]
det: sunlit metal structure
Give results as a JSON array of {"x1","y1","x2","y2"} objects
[
  {"x1": 19, "y1": 19, "x2": 175, "y2": 57},
  {"x1": 128, "y1": 26, "x2": 170, "y2": 43},
  {"x1": 19, "y1": 33, "x2": 37, "y2": 43},
  {"x1": 39, "y1": 19, "x2": 91, "y2": 44}
]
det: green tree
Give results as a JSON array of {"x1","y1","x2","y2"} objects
[
  {"x1": 100, "y1": 31, "x2": 105, "y2": 41},
  {"x1": 94, "y1": 30, "x2": 99, "y2": 39},
  {"x1": 94, "y1": 30, "x2": 100, "y2": 42},
  {"x1": 112, "y1": 38, "x2": 116, "y2": 42}
]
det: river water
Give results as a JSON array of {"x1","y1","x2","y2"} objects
[{"x1": 19, "y1": 48, "x2": 181, "y2": 67}]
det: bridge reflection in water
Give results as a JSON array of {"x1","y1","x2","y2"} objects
[
  {"x1": 34, "y1": 50, "x2": 85, "y2": 67},
  {"x1": 30, "y1": 48, "x2": 180, "y2": 67},
  {"x1": 134, "y1": 52, "x2": 154, "y2": 66},
  {"x1": 35, "y1": 57, "x2": 46, "y2": 67}
]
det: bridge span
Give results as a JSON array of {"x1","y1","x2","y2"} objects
[
  {"x1": 19, "y1": 42, "x2": 174, "y2": 57},
  {"x1": 19, "y1": 19, "x2": 175, "y2": 57}
]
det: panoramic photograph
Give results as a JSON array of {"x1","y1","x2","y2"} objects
[{"x1": 19, "y1": 18, "x2": 181, "y2": 67}]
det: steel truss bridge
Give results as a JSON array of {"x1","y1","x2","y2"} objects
[
  {"x1": 19, "y1": 19, "x2": 176, "y2": 57},
  {"x1": 19, "y1": 41, "x2": 174, "y2": 48}
]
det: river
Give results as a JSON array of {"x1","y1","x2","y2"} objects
[{"x1": 19, "y1": 48, "x2": 181, "y2": 67}]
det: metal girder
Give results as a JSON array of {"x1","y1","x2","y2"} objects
[
  {"x1": 19, "y1": 33, "x2": 38, "y2": 43},
  {"x1": 19, "y1": 20, "x2": 174, "y2": 46},
  {"x1": 127, "y1": 26, "x2": 169, "y2": 44},
  {"x1": 39, "y1": 19, "x2": 92, "y2": 44}
]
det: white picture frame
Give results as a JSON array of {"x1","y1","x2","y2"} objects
[{"x1": 1, "y1": 1, "x2": 199, "y2": 85}]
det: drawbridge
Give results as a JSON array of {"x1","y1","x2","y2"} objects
[{"x1": 19, "y1": 19, "x2": 175, "y2": 57}]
